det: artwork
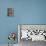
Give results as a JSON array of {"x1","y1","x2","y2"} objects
[{"x1": 7, "y1": 8, "x2": 14, "y2": 16}]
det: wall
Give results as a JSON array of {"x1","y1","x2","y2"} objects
[{"x1": 0, "y1": 0, "x2": 46, "y2": 44}]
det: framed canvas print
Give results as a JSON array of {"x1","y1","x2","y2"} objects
[{"x1": 7, "y1": 8, "x2": 14, "y2": 16}]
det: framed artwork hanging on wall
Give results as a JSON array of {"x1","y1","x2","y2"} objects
[{"x1": 7, "y1": 8, "x2": 14, "y2": 16}]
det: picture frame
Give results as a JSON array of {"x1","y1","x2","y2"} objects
[{"x1": 7, "y1": 8, "x2": 14, "y2": 16}]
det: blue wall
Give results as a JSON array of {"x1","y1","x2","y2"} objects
[{"x1": 0, "y1": 0, "x2": 46, "y2": 44}]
